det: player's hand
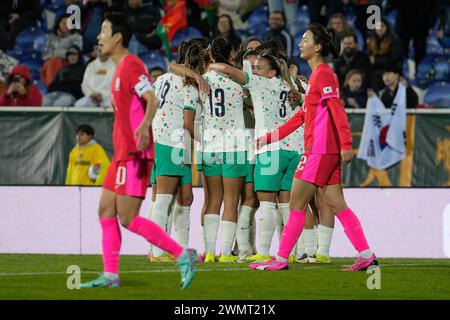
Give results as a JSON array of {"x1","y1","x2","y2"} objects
[
  {"x1": 341, "y1": 149, "x2": 353, "y2": 164},
  {"x1": 134, "y1": 121, "x2": 151, "y2": 151},
  {"x1": 289, "y1": 90, "x2": 301, "y2": 107},
  {"x1": 194, "y1": 74, "x2": 210, "y2": 93}
]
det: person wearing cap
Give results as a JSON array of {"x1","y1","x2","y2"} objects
[
  {"x1": 379, "y1": 65, "x2": 418, "y2": 109},
  {"x1": 0, "y1": 64, "x2": 42, "y2": 107},
  {"x1": 43, "y1": 45, "x2": 85, "y2": 107}
]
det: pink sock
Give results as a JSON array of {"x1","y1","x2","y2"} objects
[
  {"x1": 336, "y1": 207, "x2": 370, "y2": 253},
  {"x1": 277, "y1": 210, "x2": 306, "y2": 259},
  {"x1": 100, "y1": 217, "x2": 122, "y2": 274},
  {"x1": 128, "y1": 216, "x2": 184, "y2": 258}
]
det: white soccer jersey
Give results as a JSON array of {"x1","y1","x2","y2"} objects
[
  {"x1": 199, "y1": 70, "x2": 246, "y2": 153},
  {"x1": 244, "y1": 71, "x2": 303, "y2": 154},
  {"x1": 152, "y1": 73, "x2": 201, "y2": 148}
]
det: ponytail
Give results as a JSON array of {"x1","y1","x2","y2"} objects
[
  {"x1": 307, "y1": 23, "x2": 340, "y2": 59},
  {"x1": 184, "y1": 43, "x2": 207, "y2": 88}
]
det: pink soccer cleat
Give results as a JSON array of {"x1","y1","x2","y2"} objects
[
  {"x1": 343, "y1": 254, "x2": 378, "y2": 271},
  {"x1": 249, "y1": 258, "x2": 289, "y2": 271}
]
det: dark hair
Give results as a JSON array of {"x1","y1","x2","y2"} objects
[
  {"x1": 307, "y1": 22, "x2": 340, "y2": 59},
  {"x1": 259, "y1": 49, "x2": 296, "y2": 92},
  {"x1": 240, "y1": 36, "x2": 262, "y2": 51},
  {"x1": 54, "y1": 13, "x2": 72, "y2": 34},
  {"x1": 270, "y1": 10, "x2": 286, "y2": 25},
  {"x1": 233, "y1": 48, "x2": 259, "y2": 69},
  {"x1": 176, "y1": 41, "x2": 190, "y2": 64},
  {"x1": 150, "y1": 66, "x2": 164, "y2": 73},
  {"x1": 210, "y1": 36, "x2": 233, "y2": 65},
  {"x1": 104, "y1": 12, "x2": 133, "y2": 48},
  {"x1": 76, "y1": 124, "x2": 95, "y2": 137},
  {"x1": 184, "y1": 43, "x2": 207, "y2": 87},
  {"x1": 342, "y1": 32, "x2": 358, "y2": 45},
  {"x1": 188, "y1": 37, "x2": 210, "y2": 49}
]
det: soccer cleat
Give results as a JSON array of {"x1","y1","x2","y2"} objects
[
  {"x1": 218, "y1": 254, "x2": 237, "y2": 263},
  {"x1": 343, "y1": 254, "x2": 378, "y2": 272},
  {"x1": 296, "y1": 253, "x2": 309, "y2": 264},
  {"x1": 203, "y1": 252, "x2": 216, "y2": 263},
  {"x1": 148, "y1": 252, "x2": 176, "y2": 263},
  {"x1": 241, "y1": 253, "x2": 271, "y2": 263},
  {"x1": 316, "y1": 252, "x2": 332, "y2": 264},
  {"x1": 288, "y1": 255, "x2": 297, "y2": 263},
  {"x1": 80, "y1": 273, "x2": 121, "y2": 288},
  {"x1": 177, "y1": 248, "x2": 198, "y2": 289},
  {"x1": 250, "y1": 258, "x2": 289, "y2": 271},
  {"x1": 237, "y1": 253, "x2": 254, "y2": 263},
  {"x1": 307, "y1": 254, "x2": 317, "y2": 264}
]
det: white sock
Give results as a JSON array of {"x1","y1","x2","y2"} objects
[
  {"x1": 273, "y1": 207, "x2": 284, "y2": 241},
  {"x1": 147, "y1": 200, "x2": 155, "y2": 219},
  {"x1": 317, "y1": 224, "x2": 334, "y2": 257},
  {"x1": 304, "y1": 228, "x2": 316, "y2": 257},
  {"x1": 173, "y1": 204, "x2": 191, "y2": 248},
  {"x1": 151, "y1": 194, "x2": 174, "y2": 257},
  {"x1": 360, "y1": 249, "x2": 373, "y2": 259},
  {"x1": 200, "y1": 224, "x2": 205, "y2": 253},
  {"x1": 313, "y1": 225, "x2": 318, "y2": 253},
  {"x1": 250, "y1": 208, "x2": 257, "y2": 254},
  {"x1": 220, "y1": 220, "x2": 237, "y2": 256},
  {"x1": 236, "y1": 205, "x2": 253, "y2": 255},
  {"x1": 104, "y1": 272, "x2": 119, "y2": 280},
  {"x1": 258, "y1": 201, "x2": 276, "y2": 256},
  {"x1": 204, "y1": 213, "x2": 220, "y2": 255},
  {"x1": 296, "y1": 230, "x2": 306, "y2": 257},
  {"x1": 278, "y1": 203, "x2": 295, "y2": 256}
]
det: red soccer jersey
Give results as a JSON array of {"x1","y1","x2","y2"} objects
[
  {"x1": 302, "y1": 63, "x2": 352, "y2": 154},
  {"x1": 110, "y1": 54, "x2": 154, "y2": 161}
]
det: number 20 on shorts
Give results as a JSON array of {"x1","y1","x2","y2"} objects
[{"x1": 297, "y1": 155, "x2": 308, "y2": 171}]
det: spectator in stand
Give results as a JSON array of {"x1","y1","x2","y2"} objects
[
  {"x1": 327, "y1": 13, "x2": 355, "y2": 45},
  {"x1": 125, "y1": 0, "x2": 162, "y2": 51},
  {"x1": 263, "y1": 11, "x2": 293, "y2": 57},
  {"x1": 341, "y1": 69, "x2": 367, "y2": 109},
  {"x1": 0, "y1": 65, "x2": 42, "y2": 107},
  {"x1": 240, "y1": 36, "x2": 263, "y2": 51},
  {"x1": 392, "y1": 0, "x2": 438, "y2": 68},
  {"x1": 268, "y1": 0, "x2": 299, "y2": 37},
  {"x1": 217, "y1": 0, "x2": 247, "y2": 32},
  {"x1": 334, "y1": 33, "x2": 372, "y2": 89},
  {"x1": 307, "y1": 0, "x2": 342, "y2": 26},
  {"x1": 367, "y1": 18, "x2": 403, "y2": 91},
  {"x1": 380, "y1": 65, "x2": 418, "y2": 109},
  {"x1": 66, "y1": 124, "x2": 110, "y2": 186},
  {"x1": 214, "y1": 14, "x2": 242, "y2": 51},
  {"x1": 41, "y1": 13, "x2": 83, "y2": 88},
  {"x1": 0, "y1": 0, "x2": 41, "y2": 50},
  {"x1": 74, "y1": 46, "x2": 115, "y2": 108},
  {"x1": 43, "y1": 45, "x2": 85, "y2": 107},
  {"x1": 0, "y1": 50, "x2": 19, "y2": 93},
  {"x1": 149, "y1": 66, "x2": 164, "y2": 84}
]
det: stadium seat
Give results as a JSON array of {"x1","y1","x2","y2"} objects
[
  {"x1": 247, "y1": 6, "x2": 268, "y2": 38},
  {"x1": 434, "y1": 55, "x2": 450, "y2": 81},
  {"x1": 416, "y1": 54, "x2": 444, "y2": 88},
  {"x1": 34, "y1": 79, "x2": 48, "y2": 95},
  {"x1": 139, "y1": 50, "x2": 167, "y2": 72},
  {"x1": 14, "y1": 27, "x2": 47, "y2": 53},
  {"x1": 292, "y1": 28, "x2": 306, "y2": 57},
  {"x1": 427, "y1": 35, "x2": 444, "y2": 55},
  {"x1": 297, "y1": 5, "x2": 310, "y2": 31},
  {"x1": 292, "y1": 56, "x2": 311, "y2": 78},
  {"x1": 386, "y1": 10, "x2": 397, "y2": 29},
  {"x1": 128, "y1": 34, "x2": 149, "y2": 56},
  {"x1": 423, "y1": 81, "x2": 450, "y2": 107},
  {"x1": 171, "y1": 27, "x2": 203, "y2": 50}
]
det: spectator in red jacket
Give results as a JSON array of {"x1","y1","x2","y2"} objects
[{"x1": 0, "y1": 65, "x2": 42, "y2": 107}]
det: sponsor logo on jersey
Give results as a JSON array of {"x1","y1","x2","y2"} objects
[{"x1": 323, "y1": 86, "x2": 333, "y2": 94}]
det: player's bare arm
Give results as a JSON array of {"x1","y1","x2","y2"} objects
[{"x1": 168, "y1": 64, "x2": 210, "y2": 92}]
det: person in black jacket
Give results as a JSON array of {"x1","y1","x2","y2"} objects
[
  {"x1": 262, "y1": 11, "x2": 293, "y2": 57},
  {"x1": 380, "y1": 65, "x2": 418, "y2": 109},
  {"x1": 0, "y1": 0, "x2": 41, "y2": 50},
  {"x1": 334, "y1": 33, "x2": 372, "y2": 89},
  {"x1": 43, "y1": 45, "x2": 85, "y2": 107}
]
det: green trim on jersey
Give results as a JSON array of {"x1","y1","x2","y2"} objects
[
  {"x1": 184, "y1": 105, "x2": 197, "y2": 112},
  {"x1": 254, "y1": 150, "x2": 301, "y2": 192}
]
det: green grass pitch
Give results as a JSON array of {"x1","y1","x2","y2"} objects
[{"x1": 1, "y1": 254, "x2": 450, "y2": 300}]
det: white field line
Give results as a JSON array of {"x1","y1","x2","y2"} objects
[{"x1": 0, "y1": 263, "x2": 442, "y2": 277}]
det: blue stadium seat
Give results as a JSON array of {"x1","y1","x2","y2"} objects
[
  {"x1": 297, "y1": 5, "x2": 310, "y2": 31},
  {"x1": 128, "y1": 34, "x2": 148, "y2": 56},
  {"x1": 247, "y1": 6, "x2": 268, "y2": 38},
  {"x1": 434, "y1": 55, "x2": 450, "y2": 81},
  {"x1": 427, "y1": 35, "x2": 444, "y2": 55},
  {"x1": 139, "y1": 50, "x2": 167, "y2": 72},
  {"x1": 292, "y1": 28, "x2": 307, "y2": 57},
  {"x1": 386, "y1": 10, "x2": 397, "y2": 30},
  {"x1": 353, "y1": 28, "x2": 365, "y2": 49},
  {"x1": 416, "y1": 54, "x2": 441, "y2": 88},
  {"x1": 171, "y1": 27, "x2": 203, "y2": 50},
  {"x1": 14, "y1": 27, "x2": 47, "y2": 52},
  {"x1": 292, "y1": 56, "x2": 311, "y2": 78},
  {"x1": 423, "y1": 81, "x2": 450, "y2": 107},
  {"x1": 34, "y1": 79, "x2": 48, "y2": 95}
]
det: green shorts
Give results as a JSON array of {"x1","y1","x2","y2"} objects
[
  {"x1": 153, "y1": 143, "x2": 192, "y2": 185},
  {"x1": 254, "y1": 150, "x2": 301, "y2": 192},
  {"x1": 244, "y1": 158, "x2": 255, "y2": 184},
  {"x1": 200, "y1": 151, "x2": 247, "y2": 178},
  {"x1": 196, "y1": 151, "x2": 203, "y2": 172}
]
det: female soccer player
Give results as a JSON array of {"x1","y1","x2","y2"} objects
[
  {"x1": 148, "y1": 42, "x2": 207, "y2": 262},
  {"x1": 251, "y1": 23, "x2": 378, "y2": 271},
  {"x1": 80, "y1": 13, "x2": 199, "y2": 289},
  {"x1": 207, "y1": 47, "x2": 303, "y2": 263}
]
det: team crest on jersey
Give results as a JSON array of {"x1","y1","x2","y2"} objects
[
  {"x1": 323, "y1": 86, "x2": 333, "y2": 94},
  {"x1": 115, "y1": 78, "x2": 120, "y2": 91}
]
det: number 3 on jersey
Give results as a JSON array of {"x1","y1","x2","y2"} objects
[
  {"x1": 209, "y1": 88, "x2": 225, "y2": 117},
  {"x1": 297, "y1": 155, "x2": 308, "y2": 171}
]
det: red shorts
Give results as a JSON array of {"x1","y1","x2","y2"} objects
[
  {"x1": 103, "y1": 157, "x2": 153, "y2": 198},
  {"x1": 294, "y1": 153, "x2": 341, "y2": 188}
]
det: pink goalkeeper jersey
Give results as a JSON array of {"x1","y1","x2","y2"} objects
[{"x1": 110, "y1": 54, "x2": 154, "y2": 161}]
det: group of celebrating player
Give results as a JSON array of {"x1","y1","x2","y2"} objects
[{"x1": 81, "y1": 12, "x2": 378, "y2": 289}]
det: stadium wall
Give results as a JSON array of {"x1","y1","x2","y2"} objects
[{"x1": 0, "y1": 187, "x2": 449, "y2": 258}]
